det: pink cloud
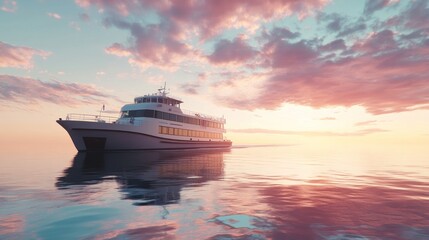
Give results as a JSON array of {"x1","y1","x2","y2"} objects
[
  {"x1": 216, "y1": 26, "x2": 429, "y2": 115},
  {"x1": 47, "y1": 12, "x2": 61, "y2": 20},
  {"x1": 77, "y1": 0, "x2": 328, "y2": 37},
  {"x1": 208, "y1": 36, "x2": 257, "y2": 65},
  {"x1": 355, "y1": 120, "x2": 377, "y2": 126},
  {"x1": 103, "y1": 18, "x2": 193, "y2": 70},
  {"x1": 179, "y1": 0, "x2": 328, "y2": 39},
  {"x1": 1, "y1": 0, "x2": 16, "y2": 13},
  {"x1": 0, "y1": 41, "x2": 50, "y2": 69},
  {"x1": 267, "y1": 40, "x2": 318, "y2": 68},
  {"x1": 105, "y1": 43, "x2": 131, "y2": 57},
  {"x1": 180, "y1": 82, "x2": 200, "y2": 95},
  {"x1": 76, "y1": 0, "x2": 328, "y2": 69},
  {"x1": 75, "y1": 1, "x2": 429, "y2": 116},
  {"x1": 75, "y1": 0, "x2": 137, "y2": 16},
  {"x1": 0, "y1": 75, "x2": 118, "y2": 107},
  {"x1": 353, "y1": 30, "x2": 396, "y2": 53}
]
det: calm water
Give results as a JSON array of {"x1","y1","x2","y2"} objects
[{"x1": 1, "y1": 145, "x2": 429, "y2": 240}]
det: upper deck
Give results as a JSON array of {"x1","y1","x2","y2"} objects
[
  {"x1": 134, "y1": 94, "x2": 183, "y2": 108},
  {"x1": 122, "y1": 85, "x2": 225, "y2": 124}
]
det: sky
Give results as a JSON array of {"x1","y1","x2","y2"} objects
[{"x1": 0, "y1": 0, "x2": 428, "y2": 150}]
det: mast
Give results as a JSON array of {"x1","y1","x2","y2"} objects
[{"x1": 158, "y1": 82, "x2": 168, "y2": 96}]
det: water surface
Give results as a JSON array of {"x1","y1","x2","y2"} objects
[{"x1": 1, "y1": 145, "x2": 428, "y2": 239}]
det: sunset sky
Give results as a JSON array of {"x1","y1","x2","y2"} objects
[{"x1": 1, "y1": 0, "x2": 428, "y2": 149}]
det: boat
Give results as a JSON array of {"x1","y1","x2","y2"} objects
[{"x1": 57, "y1": 85, "x2": 232, "y2": 151}]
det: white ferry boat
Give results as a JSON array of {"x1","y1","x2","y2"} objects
[{"x1": 57, "y1": 86, "x2": 232, "y2": 151}]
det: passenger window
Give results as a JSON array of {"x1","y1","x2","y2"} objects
[
  {"x1": 143, "y1": 110, "x2": 154, "y2": 118},
  {"x1": 155, "y1": 111, "x2": 163, "y2": 119},
  {"x1": 162, "y1": 112, "x2": 169, "y2": 120},
  {"x1": 177, "y1": 115, "x2": 183, "y2": 122}
]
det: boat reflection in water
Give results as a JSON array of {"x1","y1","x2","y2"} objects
[{"x1": 56, "y1": 149, "x2": 227, "y2": 205}]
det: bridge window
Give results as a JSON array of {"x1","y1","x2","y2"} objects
[
  {"x1": 122, "y1": 110, "x2": 223, "y2": 129},
  {"x1": 143, "y1": 110, "x2": 154, "y2": 118}
]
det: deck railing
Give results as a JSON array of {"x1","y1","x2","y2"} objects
[
  {"x1": 65, "y1": 109, "x2": 226, "y2": 124},
  {"x1": 65, "y1": 113, "x2": 150, "y2": 126},
  {"x1": 181, "y1": 109, "x2": 226, "y2": 123},
  {"x1": 66, "y1": 113, "x2": 119, "y2": 123}
]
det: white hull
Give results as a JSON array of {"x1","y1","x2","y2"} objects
[{"x1": 57, "y1": 120, "x2": 232, "y2": 151}]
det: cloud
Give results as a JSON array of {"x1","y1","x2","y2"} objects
[
  {"x1": 180, "y1": 83, "x2": 199, "y2": 95},
  {"x1": 79, "y1": 13, "x2": 90, "y2": 22},
  {"x1": 228, "y1": 128, "x2": 388, "y2": 136},
  {"x1": 208, "y1": 36, "x2": 257, "y2": 65},
  {"x1": 76, "y1": 0, "x2": 328, "y2": 69},
  {"x1": 363, "y1": 0, "x2": 392, "y2": 15},
  {"x1": 261, "y1": 27, "x2": 300, "y2": 40},
  {"x1": 47, "y1": 12, "x2": 61, "y2": 20},
  {"x1": 325, "y1": 14, "x2": 345, "y2": 32},
  {"x1": 0, "y1": 41, "x2": 50, "y2": 69},
  {"x1": 69, "y1": 21, "x2": 81, "y2": 31},
  {"x1": 212, "y1": 1, "x2": 429, "y2": 115},
  {"x1": 102, "y1": 18, "x2": 193, "y2": 70},
  {"x1": 397, "y1": 0, "x2": 429, "y2": 30},
  {"x1": 265, "y1": 40, "x2": 318, "y2": 68},
  {"x1": 183, "y1": 0, "x2": 328, "y2": 39},
  {"x1": 218, "y1": 23, "x2": 429, "y2": 115},
  {"x1": 337, "y1": 22, "x2": 366, "y2": 37},
  {"x1": 0, "y1": 75, "x2": 116, "y2": 107},
  {"x1": 75, "y1": 0, "x2": 429, "y2": 116},
  {"x1": 1, "y1": 0, "x2": 16, "y2": 13},
  {"x1": 75, "y1": 0, "x2": 136, "y2": 16},
  {"x1": 77, "y1": 0, "x2": 328, "y2": 37},
  {"x1": 353, "y1": 29, "x2": 396, "y2": 53},
  {"x1": 320, "y1": 117, "x2": 336, "y2": 120},
  {"x1": 354, "y1": 120, "x2": 377, "y2": 126},
  {"x1": 105, "y1": 43, "x2": 131, "y2": 57},
  {"x1": 318, "y1": 12, "x2": 367, "y2": 38},
  {"x1": 320, "y1": 39, "x2": 346, "y2": 52}
]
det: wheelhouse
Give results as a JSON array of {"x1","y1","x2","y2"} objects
[{"x1": 134, "y1": 96, "x2": 182, "y2": 108}]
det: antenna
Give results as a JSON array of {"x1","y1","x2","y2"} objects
[
  {"x1": 158, "y1": 82, "x2": 168, "y2": 96},
  {"x1": 98, "y1": 104, "x2": 105, "y2": 118}
]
